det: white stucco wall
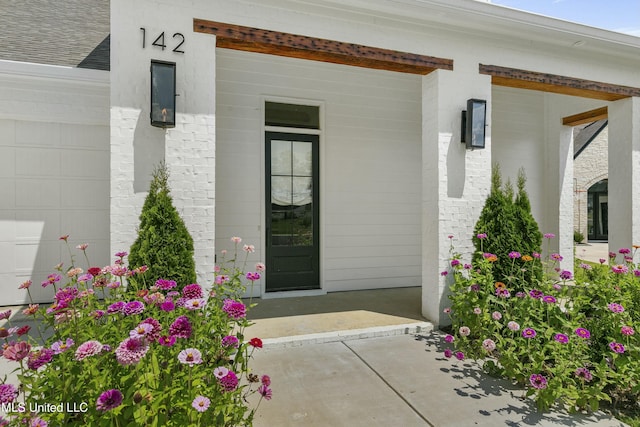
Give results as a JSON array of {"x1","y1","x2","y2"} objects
[{"x1": 0, "y1": 60, "x2": 110, "y2": 304}]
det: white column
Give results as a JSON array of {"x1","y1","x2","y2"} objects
[
  {"x1": 608, "y1": 97, "x2": 640, "y2": 255},
  {"x1": 421, "y1": 67, "x2": 492, "y2": 327}
]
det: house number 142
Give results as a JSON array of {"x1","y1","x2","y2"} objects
[{"x1": 140, "y1": 28, "x2": 185, "y2": 53}]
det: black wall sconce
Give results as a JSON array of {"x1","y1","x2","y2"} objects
[
  {"x1": 150, "y1": 60, "x2": 176, "y2": 128},
  {"x1": 461, "y1": 99, "x2": 487, "y2": 149}
]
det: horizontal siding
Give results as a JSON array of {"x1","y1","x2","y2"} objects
[{"x1": 215, "y1": 48, "x2": 422, "y2": 293}]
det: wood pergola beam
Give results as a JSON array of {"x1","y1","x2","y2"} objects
[
  {"x1": 563, "y1": 107, "x2": 608, "y2": 126},
  {"x1": 480, "y1": 64, "x2": 640, "y2": 101},
  {"x1": 194, "y1": 19, "x2": 453, "y2": 75}
]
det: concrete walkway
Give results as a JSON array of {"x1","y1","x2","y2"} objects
[{"x1": 247, "y1": 333, "x2": 625, "y2": 427}]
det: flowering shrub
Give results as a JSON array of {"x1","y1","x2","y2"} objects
[
  {"x1": 0, "y1": 236, "x2": 271, "y2": 426},
  {"x1": 442, "y1": 234, "x2": 639, "y2": 414}
]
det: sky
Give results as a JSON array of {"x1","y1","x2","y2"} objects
[{"x1": 486, "y1": 0, "x2": 640, "y2": 37}]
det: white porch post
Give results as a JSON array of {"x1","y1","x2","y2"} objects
[
  {"x1": 543, "y1": 101, "x2": 574, "y2": 270},
  {"x1": 421, "y1": 67, "x2": 492, "y2": 327},
  {"x1": 608, "y1": 97, "x2": 640, "y2": 255}
]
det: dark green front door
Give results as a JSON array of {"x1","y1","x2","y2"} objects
[{"x1": 265, "y1": 132, "x2": 319, "y2": 291}]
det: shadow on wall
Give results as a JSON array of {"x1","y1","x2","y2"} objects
[
  {"x1": 447, "y1": 132, "x2": 466, "y2": 198},
  {"x1": 133, "y1": 108, "x2": 166, "y2": 193}
]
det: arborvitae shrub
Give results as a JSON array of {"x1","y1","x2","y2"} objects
[
  {"x1": 473, "y1": 165, "x2": 542, "y2": 286},
  {"x1": 128, "y1": 162, "x2": 197, "y2": 290}
]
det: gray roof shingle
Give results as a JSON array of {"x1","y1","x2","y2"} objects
[{"x1": 0, "y1": 0, "x2": 110, "y2": 70}]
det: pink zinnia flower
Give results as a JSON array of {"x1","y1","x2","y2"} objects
[
  {"x1": 575, "y1": 367, "x2": 593, "y2": 382},
  {"x1": 621, "y1": 326, "x2": 635, "y2": 336},
  {"x1": 22, "y1": 305, "x2": 39, "y2": 316},
  {"x1": 619, "y1": 248, "x2": 631, "y2": 255},
  {"x1": 222, "y1": 299, "x2": 246, "y2": 319},
  {"x1": 459, "y1": 326, "x2": 471, "y2": 336},
  {"x1": 96, "y1": 389, "x2": 123, "y2": 411},
  {"x1": 169, "y1": 316, "x2": 192, "y2": 339},
  {"x1": 219, "y1": 370, "x2": 239, "y2": 392},
  {"x1": 115, "y1": 337, "x2": 149, "y2": 365},
  {"x1": 522, "y1": 328, "x2": 536, "y2": 338},
  {"x1": 508, "y1": 251, "x2": 521, "y2": 259},
  {"x1": 611, "y1": 264, "x2": 628, "y2": 274},
  {"x1": 542, "y1": 295, "x2": 556, "y2": 304},
  {"x1": 222, "y1": 335, "x2": 239, "y2": 348},
  {"x1": 444, "y1": 348, "x2": 453, "y2": 358},
  {"x1": 243, "y1": 244, "x2": 255, "y2": 253},
  {"x1": 492, "y1": 311, "x2": 502, "y2": 321},
  {"x1": 607, "y1": 303, "x2": 624, "y2": 313},
  {"x1": 0, "y1": 384, "x2": 18, "y2": 403},
  {"x1": 18, "y1": 280, "x2": 32, "y2": 289},
  {"x1": 182, "y1": 284, "x2": 203, "y2": 299},
  {"x1": 255, "y1": 262, "x2": 266, "y2": 272},
  {"x1": 550, "y1": 253, "x2": 563, "y2": 261},
  {"x1": 160, "y1": 300, "x2": 176, "y2": 313},
  {"x1": 178, "y1": 348, "x2": 202, "y2": 366},
  {"x1": 192, "y1": 395, "x2": 211, "y2": 412},
  {"x1": 184, "y1": 298, "x2": 206, "y2": 310},
  {"x1": 575, "y1": 328, "x2": 591, "y2": 339},
  {"x1": 3, "y1": 341, "x2": 31, "y2": 361},
  {"x1": 476, "y1": 233, "x2": 487, "y2": 239},
  {"x1": 230, "y1": 236, "x2": 242, "y2": 244},
  {"x1": 609, "y1": 342, "x2": 625, "y2": 354},
  {"x1": 482, "y1": 339, "x2": 496, "y2": 352},
  {"x1": 554, "y1": 333, "x2": 569, "y2": 344},
  {"x1": 261, "y1": 375, "x2": 271, "y2": 386},
  {"x1": 107, "y1": 301, "x2": 125, "y2": 314},
  {"x1": 51, "y1": 338, "x2": 74, "y2": 354},
  {"x1": 246, "y1": 272, "x2": 261, "y2": 281},
  {"x1": 75, "y1": 340, "x2": 103, "y2": 361},
  {"x1": 130, "y1": 323, "x2": 154, "y2": 339},
  {"x1": 454, "y1": 351, "x2": 464, "y2": 361},
  {"x1": 529, "y1": 374, "x2": 547, "y2": 389},
  {"x1": 158, "y1": 335, "x2": 176, "y2": 347},
  {"x1": 444, "y1": 334, "x2": 454, "y2": 343},
  {"x1": 473, "y1": 307, "x2": 481, "y2": 315},
  {"x1": 123, "y1": 301, "x2": 145, "y2": 315},
  {"x1": 507, "y1": 321, "x2": 520, "y2": 331},
  {"x1": 258, "y1": 385, "x2": 273, "y2": 400},
  {"x1": 27, "y1": 348, "x2": 54, "y2": 370}
]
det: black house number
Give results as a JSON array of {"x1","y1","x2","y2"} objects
[{"x1": 140, "y1": 28, "x2": 185, "y2": 53}]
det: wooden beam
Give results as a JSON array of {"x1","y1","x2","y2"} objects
[
  {"x1": 563, "y1": 107, "x2": 608, "y2": 126},
  {"x1": 480, "y1": 64, "x2": 640, "y2": 101},
  {"x1": 194, "y1": 19, "x2": 453, "y2": 75}
]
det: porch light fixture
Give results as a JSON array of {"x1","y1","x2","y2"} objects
[
  {"x1": 150, "y1": 60, "x2": 176, "y2": 128},
  {"x1": 461, "y1": 99, "x2": 487, "y2": 149}
]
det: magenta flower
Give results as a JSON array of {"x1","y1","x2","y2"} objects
[
  {"x1": 575, "y1": 367, "x2": 593, "y2": 382},
  {"x1": 476, "y1": 233, "x2": 487, "y2": 239},
  {"x1": 258, "y1": 385, "x2": 273, "y2": 400},
  {"x1": 158, "y1": 335, "x2": 176, "y2": 347},
  {"x1": 611, "y1": 264, "x2": 628, "y2": 274},
  {"x1": 529, "y1": 374, "x2": 548, "y2": 389},
  {"x1": 529, "y1": 289, "x2": 543, "y2": 299},
  {"x1": 542, "y1": 295, "x2": 557, "y2": 304},
  {"x1": 75, "y1": 340, "x2": 103, "y2": 361},
  {"x1": 508, "y1": 251, "x2": 521, "y2": 259},
  {"x1": 219, "y1": 370, "x2": 239, "y2": 392},
  {"x1": 114, "y1": 251, "x2": 128, "y2": 258},
  {"x1": 495, "y1": 288, "x2": 510, "y2": 298},
  {"x1": 192, "y1": 395, "x2": 211, "y2": 412},
  {"x1": 553, "y1": 333, "x2": 569, "y2": 344},
  {"x1": 619, "y1": 247, "x2": 631, "y2": 254},
  {"x1": 579, "y1": 263, "x2": 592, "y2": 270},
  {"x1": 444, "y1": 348, "x2": 453, "y2": 358},
  {"x1": 522, "y1": 328, "x2": 536, "y2": 338},
  {"x1": 115, "y1": 337, "x2": 149, "y2": 366},
  {"x1": 609, "y1": 342, "x2": 625, "y2": 354},
  {"x1": 575, "y1": 328, "x2": 591, "y2": 339},
  {"x1": 222, "y1": 335, "x2": 240, "y2": 348},
  {"x1": 155, "y1": 279, "x2": 177, "y2": 290},
  {"x1": 123, "y1": 301, "x2": 145, "y2": 316},
  {"x1": 550, "y1": 253, "x2": 563, "y2": 261},
  {"x1": 261, "y1": 375, "x2": 271, "y2": 386},
  {"x1": 27, "y1": 348, "x2": 54, "y2": 370},
  {"x1": 51, "y1": 338, "x2": 74, "y2": 354},
  {"x1": 454, "y1": 351, "x2": 464, "y2": 361},
  {"x1": 222, "y1": 299, "x2": 247, "y2": 319},
  {"x1": 607, "y1": 303, "x2": 624, "y2": 313},
  {"x1": 169, "y1": 316, "x2": 192, "y2": 339},
  {"x1": 470, "y1": 284, "x2": 480, "y2": 292},
  {"x1": 178, "y1": 348, "x2": 203, "y2": 366},
  {"x1": 96, "y1": 389, "x2": 123, "y2": 411},
  {"x1": 31, "y1": 417, "x2": 47, "y2": 427},
  {"x1": 107, "y1": 301, "x2": 125, "y2": 314},
  {"x1": 0, "y1": 384, "x2": 18, "y2": 403},
  {"x1": 246, "y1": 272, "x2": 261, "y2": 281},
  {"x1": 559, "y1": 270, "x2": 573, "y2": 280},
  {"x1": 440, "y1": 271, "x2": 448, "y2": 277},
  {"x1": 444, "y1": 334, "x2": 454, "y2": 343},
  {"x1": 182, "y1": 283, "x2": 203, "y2": 299},
  {"x1": 621, "y1": 326, "x2": 635, "y2": 336},
  {"x1": 543, "y1": 233, "x2": 555, "y2": 239},
  {"x1": 160, "y1": 300, "x2": 175, "y2": 312}
]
